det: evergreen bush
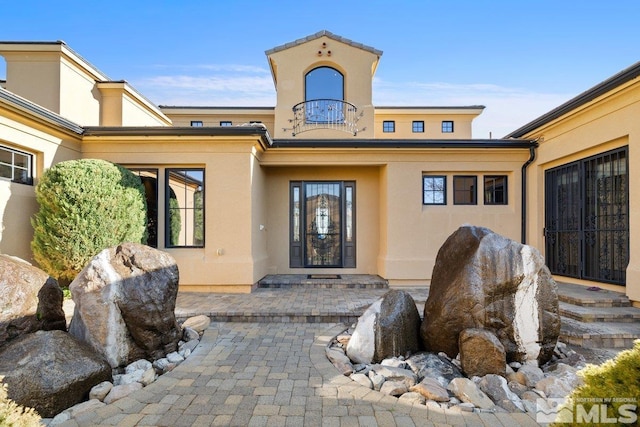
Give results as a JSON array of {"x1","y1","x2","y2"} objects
[
  {"x1": 553, "y1": 340, "x2": 640, "y2": 426},
  {"x1": 31, "y1": 159, "x2": 147, "y2": 283},
  {"x1": 0, "y1": 380, "x2": 41, "y2": 427}
]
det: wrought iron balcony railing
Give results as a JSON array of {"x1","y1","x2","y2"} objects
[{"x1": 289, "y1": 99, "x2": 361, "y2": 136}]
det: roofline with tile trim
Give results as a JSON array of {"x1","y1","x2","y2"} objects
[{"x1": 264, "y1": 30, "x2": 383, "y2": 56}]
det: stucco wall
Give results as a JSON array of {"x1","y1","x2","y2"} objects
[
  {"x1": 524, "y1": 81, "x2": 640, "y2": 302},
  {"x1": 0, "y1": 112, "x2": 82, "y2": 262},
  {"x1": 263, "y1": 165, "x2": 381, "y2": 275},
  {"x1": 269, "y1": 35, "x2": 378, "y2": 139},
  {"x1": 81, "y1": 135, "x2": 266, "y2": 292}
]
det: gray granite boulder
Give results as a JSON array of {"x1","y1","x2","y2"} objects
[
  {"x1": 69, "y1": 243, "x2": 181, "y2": 367},
  {"x1": 0, "y1": 330, "x2": 111, "y2": 418},
  {"x1": 0, "y1": 255, "x2": 65, "y2": 346},
  {"x1": 421, "y1": 226, "x2": 560, "y2": 365},
  {"x1": 346, "y1": 289, "x2": 421, "y2": 364}
]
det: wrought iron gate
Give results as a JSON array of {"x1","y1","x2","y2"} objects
[{"x1": 545, "y1": 147, "x2": 629, "y2": 285}]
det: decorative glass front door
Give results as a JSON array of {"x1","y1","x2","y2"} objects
[
  {"x1": 290, "y1": 181, "x2": 355, "y2": 268},
  {"x1": 305, "y1": 183, "x2": 342, "y2": 266}
]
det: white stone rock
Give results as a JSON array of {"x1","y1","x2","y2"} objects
[
  {"x1": 139, "y1": 367, "x2": 156, "y2": 386},
  {"x1": 89, "y1": 381, "x2": 113, "y2": 401},
  {"x1": 350, "y1": 373, "x2": 373, "y2": 389},
  {"x1": 368, "y1": 371, "x2": 385, "y2": 391},
  {"x1": 380, "y1": 379, "x2": 408, "y2": 396},
  {"x1": 517, "y1": 365, "x2": 545, "y2": 387},
  {"x1": 447, "y1": 378, "x2": 495, "y2": 410},
  {"x1": 370, "y1": 364, "x2": 417, "y2": 387},
  {"x1": 398, "y1": 391, "x2": 426, "y2": 405},
  {"x1": 182, "y1": 315, "x2": 210, "y2": 333},
  {"x1": 410, "y1": 377, "x2": 450, "y2": 402},
  {"x1": 153, "y1": 357, "x2": 170, "y2": 373},
  {"x1": 346, "y1": 299, "x2": 381, "y2": 364},
  {"x1": 103, "y1": 382, "x2": 143, "y2": 404},
  {"x1": 166, "y1": 351, "x2": 185, "y2": 364},
  {"x1": 381, "y1": 357, "x2": 407, "y2": 369},
  {"x1": 115, "y1": 370, "x2": 144, "y2": 386},
  {"x1": 125, "y1": 359, "x2": 152, "y2": 374},
  {"x1": 535, "y1": 376, "x2": 574, "y2": 399}
]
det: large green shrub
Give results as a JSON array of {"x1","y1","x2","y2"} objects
[
  {"x1": 31, "y1": 159, "x2": 147, "y2": 283},
  {"x1": 553, "y1": 340, "x2": 640, "y2": 426},
  {"x1": 0, "y1": 380, "x2": 41, "y2": 427}
]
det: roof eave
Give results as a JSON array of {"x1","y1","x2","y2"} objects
[{"x1": 505, "y1": 61, "x2": 640, "y2": 138}]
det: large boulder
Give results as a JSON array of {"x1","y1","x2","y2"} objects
[
  {"x1": 68, "y1": 243, "x2": 181, "y2": 367},
  {"x1": 0, "y1": 255, "x2": 65, "y2": 346},
  {"x1": 0, "y1": 330, "x2": 111, "y2": 418},
  {"x1": 420, "y1": 226, "x2": 560, "y2": 365},
  {"x1": 36, "y1": 277, "x2": 67, "y2": 332},
  {"x1": 346, "y1": 290, "x2": 421, "y2": 364},
  {"x1": 459, "y1": 328, "x2": 506, "y2": 377}
]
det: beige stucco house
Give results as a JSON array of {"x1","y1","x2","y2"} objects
[{"x1": 0, "y1": 31, "x2": 637, "y2": 305}]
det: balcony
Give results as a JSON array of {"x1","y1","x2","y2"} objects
[{"x1": 289, "y1": 99, "x2": 361, "y2": 136}]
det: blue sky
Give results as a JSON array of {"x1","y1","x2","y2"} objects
[{"x1": 2, "y1": 0, "x2": 639, "y2": 138}]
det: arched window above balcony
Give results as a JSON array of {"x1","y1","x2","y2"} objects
[{"x1": 305, "y1": 66, "x2": 343, "y2": 102}]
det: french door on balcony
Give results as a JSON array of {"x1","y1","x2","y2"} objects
[
  {"x1": 290, "y1": 181, "x2": 355, "y2": 268},
  {"x1": 544, "y1": 146, "x2": 629, "y2": 285}
]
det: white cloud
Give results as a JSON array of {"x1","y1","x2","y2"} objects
[
  {"x1": 134, "y1": 67, "x2": 572, "y2": 138},
  {"x1": 372, "y1": 78, "x2": 573, "y2": 138}
]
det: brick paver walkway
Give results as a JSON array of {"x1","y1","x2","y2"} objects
[{"x1": 58, "y1": 287, "x2": 541, "y2": 426}]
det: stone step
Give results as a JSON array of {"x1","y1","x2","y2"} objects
[
  {"x1": 559, "y1": 317, "x2": 640, "y2": 349},
  {"x1": 556, "y1": 282, "x2": 631, "y2": 307},
  {"x1": 257, "y1": 274, "x2": 389, "y2": 289},
  {"x1": 559, "y1": 301, "x2": 640, "y2": 323}
]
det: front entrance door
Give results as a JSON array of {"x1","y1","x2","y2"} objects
[
  {"x1": 544, "y1": 146, "x2": 629, "y2": 285},
  {"x1": 290, "y1": 181, "x2": 355, "y2": 268}
]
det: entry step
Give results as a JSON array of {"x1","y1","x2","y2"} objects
[
  {"x1": 257, "y1": 274, "x2": 389, "y2": 289},
  {"x1": 559, "y1": 301, "x2": 640, "y2": 323},
  {"x1": 556, "y1": 282, "x2": 631, "y2": 307}
]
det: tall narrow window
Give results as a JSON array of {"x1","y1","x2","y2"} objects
[
  {"x1": 423, "y1": 175, "x2": 446, "y2": 205},
  {"x1": 484, "y1": 175, "x2": 507, "y2": 205},
  {"x1": 0, "y1": 145, "x2": 33, "y2": 185},
  {"x1": 129, "y1": 168, "x2": 159, "y2": 247},
  {"x1": 166, "y1": 168, "x2": 205, "y2": 247},
  {"x1": 442, "y1": 121, "x2": 454, "y2": 133},
  {"x1": 453, "y1": 176, "x2": 477, "y2": 205}
]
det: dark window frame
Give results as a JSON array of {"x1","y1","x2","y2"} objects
[
  {"x1": 453, "y1": 175, "x2": 477, "y2": 205},
  {"x1": 422, "y1": 175, "x2": 447, "y2": 205},
  {"x1": 383, "y1": 121, "x2": 395, "y2": 133},
  {"x1": 0, "y1": 144, "x2": 33, "y2": 185},
  {"x1": 128, "y1": 168, "x2": 159, "y2": 248},
  {"x1": 442, "y1": 121, "x2": 454, "y2": 133},
  {"x1": 190, "y1": 121, "x2": 203, "y2": 127},
  {"x1": 412, "y1": 121, "x2": 425, "y2": 133},
  {"x1": 484, "y1": 175, "x2": 508, "y2": 205},
  {"x1": 165, "y1": 168, "x2": 205, "y2": 248},
  {"x1": 220, "y1": 121, "x2": 232, "y2": 127}
]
